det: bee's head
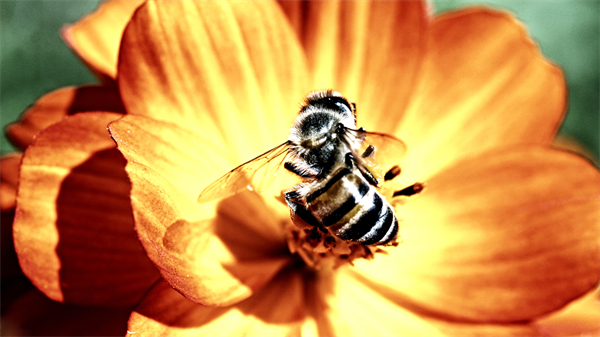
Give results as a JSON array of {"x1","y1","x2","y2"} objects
[{"x1": 288, "y1": 90, "x2": 356, "y2": 149}]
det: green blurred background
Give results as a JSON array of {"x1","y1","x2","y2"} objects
[{"x1": 1, "y1": 0, "x2": 598, "y2": 162}]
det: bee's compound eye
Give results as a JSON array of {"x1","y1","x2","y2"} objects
[{"x1": 334, "y1": 101, "x2": 352, "y2": 115}]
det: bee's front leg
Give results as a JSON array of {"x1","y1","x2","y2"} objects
[{"x1": 346, "y1": 152, "x2": 379, "y2": 187}]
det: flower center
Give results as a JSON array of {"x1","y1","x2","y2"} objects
[
  {"x1": 282, "y1": 177, "x2": 425, "y2": 269},
  {"x1": 286, "y1": 225, "x2": 400, "y2": 269}
]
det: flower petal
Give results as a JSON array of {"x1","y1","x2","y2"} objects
[
  {"x1": 5, "y1": 86, "x2": 125, "y2": 151},
  {"x1": 397, "y1": 8, "x2": 566, "y2": 183},
  {"x1": 3, "y1": 290, "x2": 131, "y2": 336},
  {"x1": 127, "y1": 272, "x2": 305, "y2": 336},
  {"x1": 553, "y1": 135, "x2": 599, "y2": 167},
  {"x1": 118, "y1": 0, "x2": 309, "y2": 161},
  {"x1": 1, "y1": 154, "x2": 25, "y2": 283},
  {"x1": 1, "y1": 153, "x2": 32, "y2": 316},
  {"x1": 278, "y1": 0, "x2": 428, "y2": 133},
  {"x1": 61, "y1": 0, "x2": 144, "y2": 82},
  {"x1": 109, "y1": 115, "x2": 231, "y2": 203},
  {"x1": 305, "y1": 268, "x2": 444, "y2": 337},
  {"x1": 425, "y1": 321, "x2": 540, "y2": 337},
  {"x1": 1, "y1": 153, "x2": 21, "y2": 211},
  {"x1": 109, "y1": 115, "x2": 292, "y2": 306},
  {"x1": 535, "y1": 289, "x2": 600, "y2": 337},
  {"x1": 128, "y1": 268, "x2": 442, "y2": 336},
  {"x1": 422, "y1": 313, "x2": 541, "y2": 337},
  {"x1": 13, "y1": 112, "x2": 159, "y2": 306},
  {"x1": 355, "y1": 147, "x2": 600, "y2": 322}
]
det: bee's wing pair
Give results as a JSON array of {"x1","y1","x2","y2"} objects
[
  {"x1": 197, "y1": 129, "x2": 407, "y2": 204},
  {"x1": 197, "y1": 141, "x2": 292, "y2": 203},
  {"x1": 346, "y1": 128, "x2": 407, "y2": 182},
  {"x1": 364, "y1": 132, "x2": 407, "y2": 168}
]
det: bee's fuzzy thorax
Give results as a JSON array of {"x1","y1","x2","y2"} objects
[{"x1": 286, "y1": 91, "x2": 358, "y2": 178}]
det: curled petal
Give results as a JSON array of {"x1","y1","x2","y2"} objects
[
  {"x1": 5, "y1": 86, "x2": 125, "y2": 150},
  {"x1": 61, "y1": 0, "x2": 144, "y2": 82},
  {"x1": 109, "y1": 115, "x2": 292, "y2": 306},
  {"x1": 1, "y1": 153, "x2": 21, "y2": 211},
  {"x1": 397, "y1": 8, "x2": 566, "y2": 183},
  {"x1": 14, "y1": 113, "x2": 159, "y2": 306},
  {"x1": 118, "y1": 0, "x2": 309, "y2": 160},
  {"x1": 355, "y1": 147, "x2": 600, "y2": 322},
  {"x1": 279, "y1": 0, "x2": 428, "y2": 133},
  {"x1": 127, "y1": 272, "x2": 305, "y2": 337}
]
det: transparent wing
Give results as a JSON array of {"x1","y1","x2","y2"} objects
[
  {"x1": 197, "y1": 141, "x2": 291, "y2": 203},
  {"x1": 359, "y1": 130, "x2": 407, "y2": 169},
  {"x1": 345, "y1": 128, "x2": 407, "y2": 183}
]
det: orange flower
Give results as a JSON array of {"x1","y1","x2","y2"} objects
[
  {"x1": 8, "y1": 0, "x2": 600, "y2": 336},
  {"x1": 4, "y1": 1, "x2": 155, "y2": 334}
]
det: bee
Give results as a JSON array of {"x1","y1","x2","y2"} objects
[{"x1": 198, "y1": 90, "x2": 423, "y2": 246}]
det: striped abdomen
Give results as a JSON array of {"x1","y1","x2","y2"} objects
[{"x1": 305, "y1": 167, "x2": 398, "y2": 245}]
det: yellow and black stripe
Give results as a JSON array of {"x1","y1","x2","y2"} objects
[{"x1": 306, "y1": 167, "x2": 398, "y2": 245}]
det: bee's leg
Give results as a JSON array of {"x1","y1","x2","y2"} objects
[
  {"x1": 344, "y1": 152, "x2": 356, "y2": 168},
  {"x1": 285, "y1": 191, "x2": 323, "y2": 230},
  {"x1": 284, "y1": 161, "x2": 312, "y2": 178},
  {"x1": 346, "y1": 152, "x2": 379, "y2": 187}
]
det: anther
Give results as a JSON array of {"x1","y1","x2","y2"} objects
[
  {"x1": 361, "y1": 145, "x2": 375, "y2": 158},
  {"x1": 393, "y1": 182, "x2": 425, "y2": 197},
  {"x1": 384, "y1": 165, "x2": 401, "y2": 181}
]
